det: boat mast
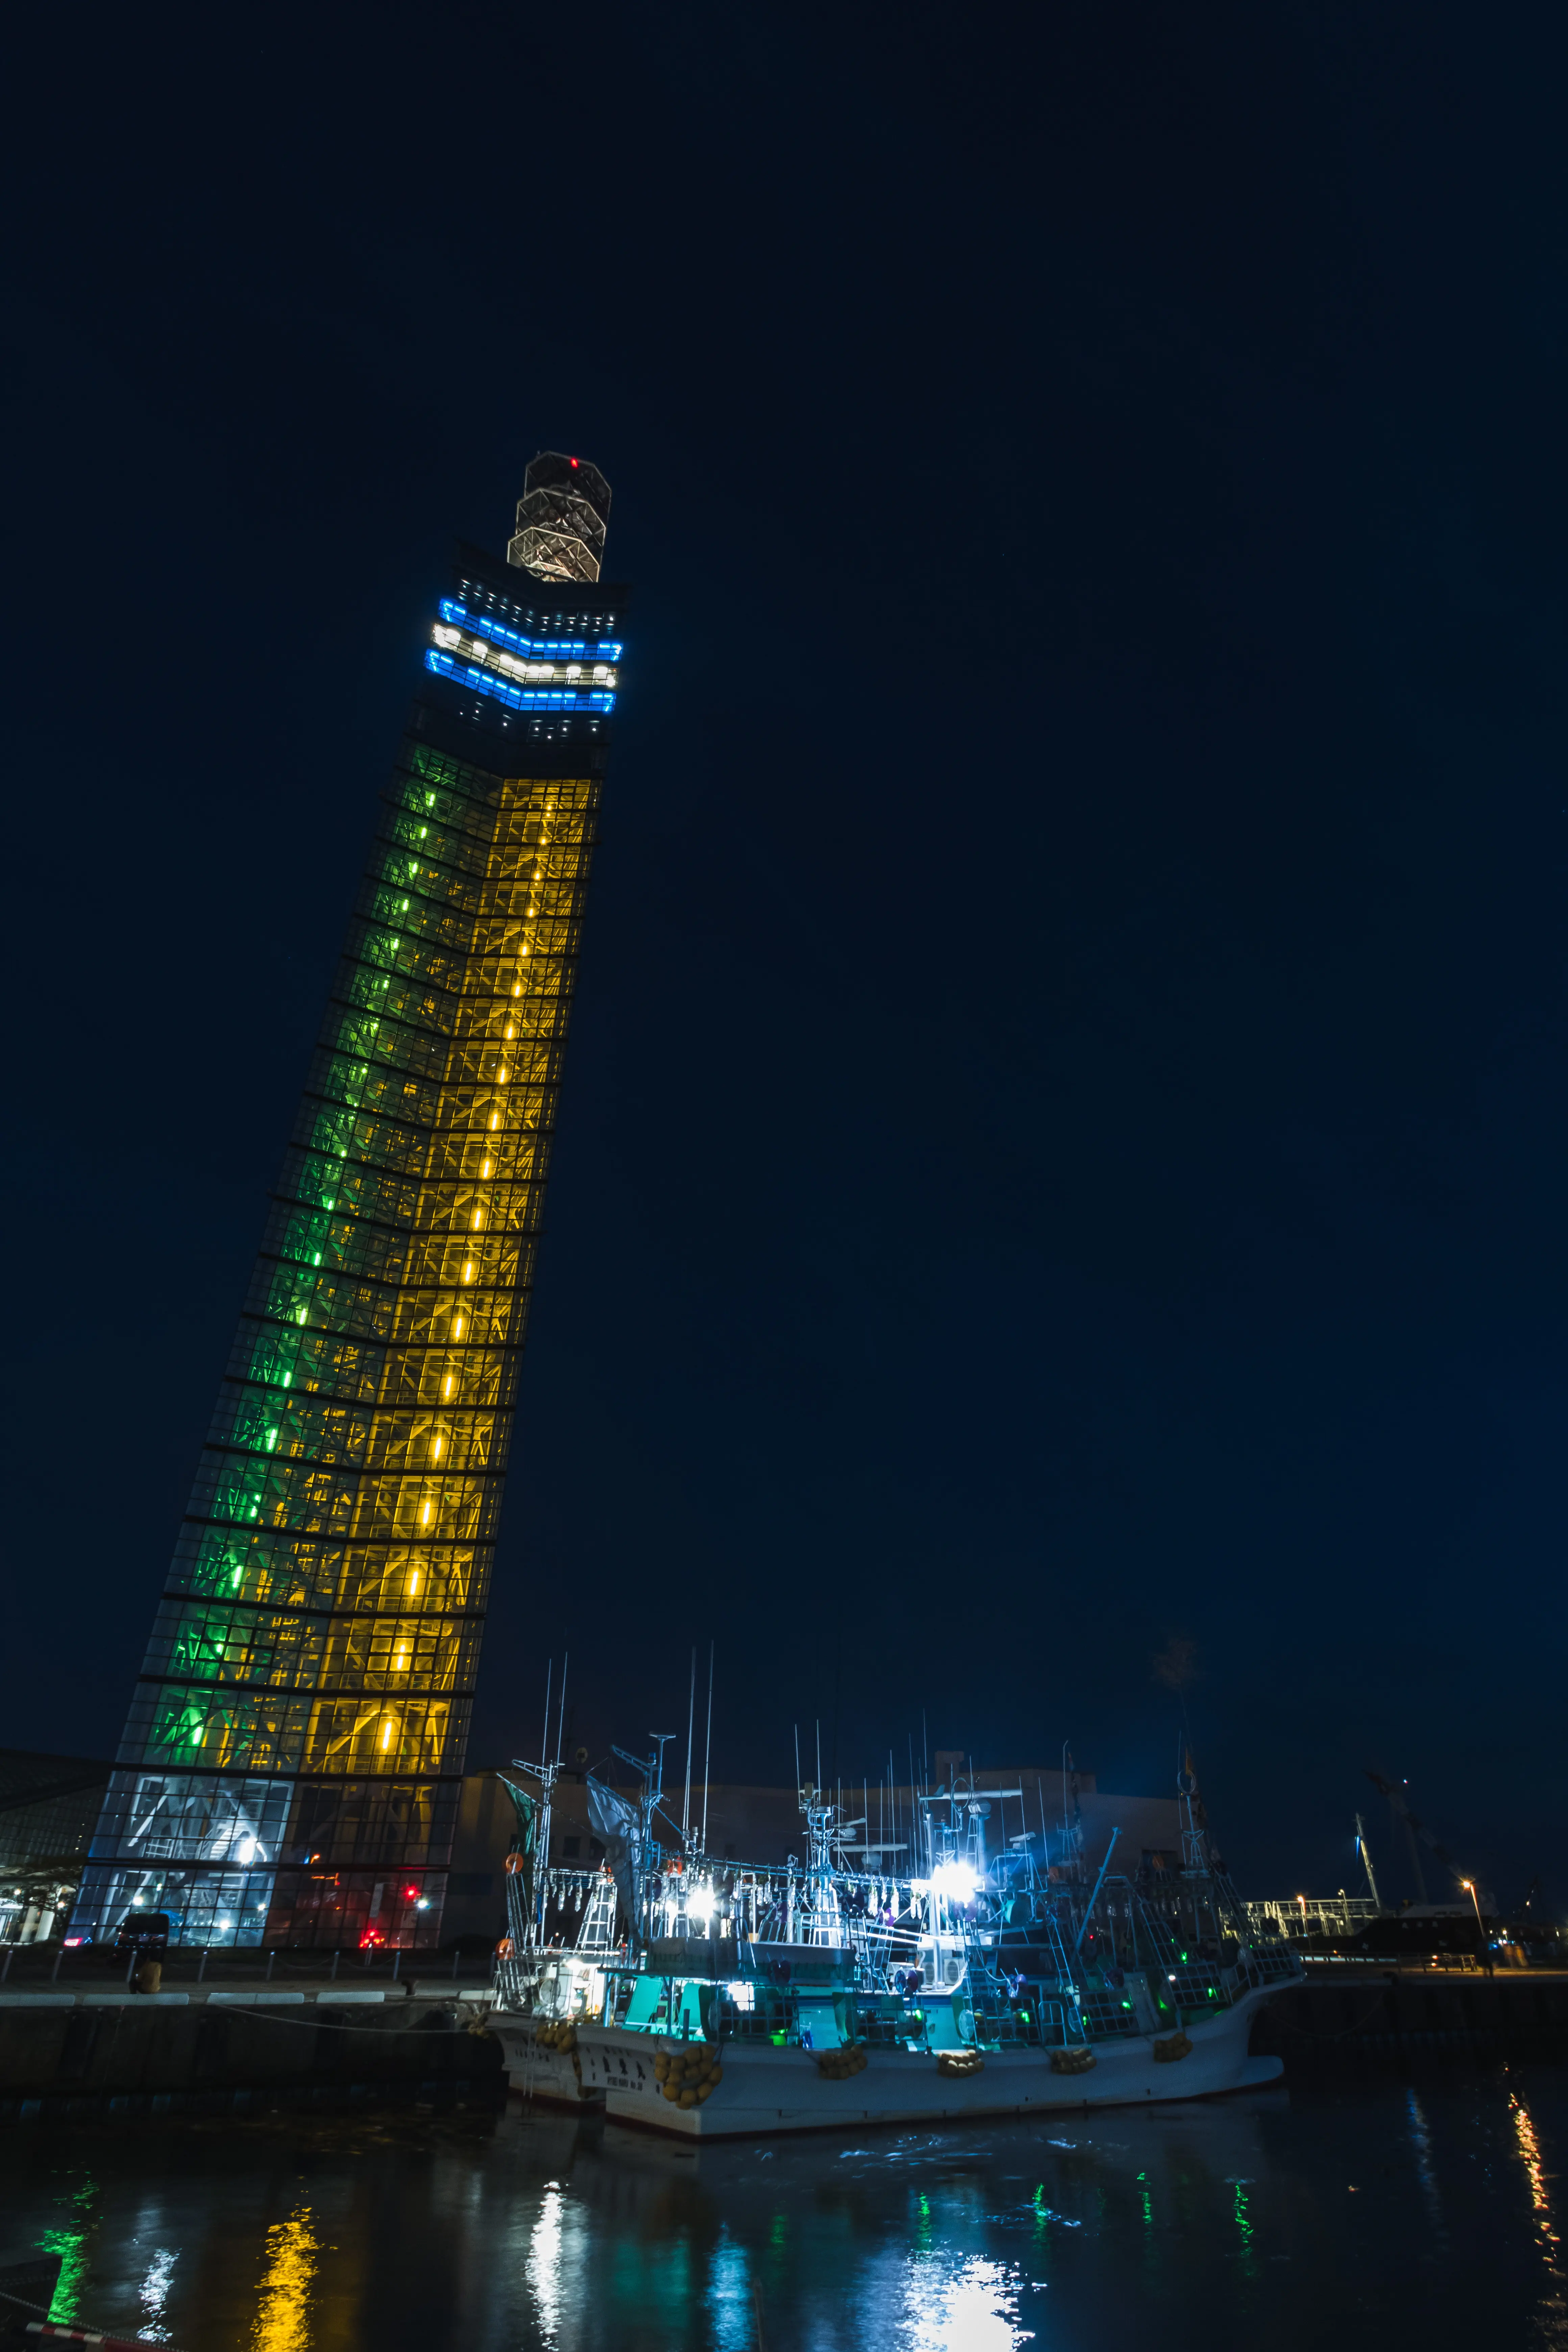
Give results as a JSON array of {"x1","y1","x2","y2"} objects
[{"x1": 1354, "y1": 1811, "x2": 1384, "y2": 1913}]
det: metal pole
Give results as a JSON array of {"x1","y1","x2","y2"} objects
[
  {"x1": 331, "y1": 1948, "x2": 340, "y2": 1981},
  {"x1": 682, "y1": 1648, "x2": 695, "y2": 1841},
  {"x1": 700, "y1": 1642, "x2": 714, "y2": 1855},
  {"x1": 198, "y1": 1947, "x2": 207, "y2": 1982},
  {"x1": 1073, "y1": 1828, "x2": 1122, "y2": 1956},
  {"x1": 392, "y1": 1947, "x2": 401, "y2": 1983},
  {"x1": 51, "y1": 1943, "x2": 64, "y2": 1983}
]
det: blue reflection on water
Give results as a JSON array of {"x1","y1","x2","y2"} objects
[{"x1": 705, "y1": 2227, "x2": 753, "y2": 2352}]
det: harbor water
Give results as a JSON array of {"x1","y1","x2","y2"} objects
[{"x1": 2, "y1": 2065, "x2": 1564, "y2": 2349}]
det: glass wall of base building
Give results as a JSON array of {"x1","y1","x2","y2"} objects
[
  {"x1": 83, "y1": 1769, "x2": 459, "y2": 1950},
  {"x1": 76, "y1": 726, "x2": 602, "y2": 1950}
]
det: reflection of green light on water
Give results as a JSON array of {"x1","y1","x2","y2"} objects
[
  {"x1": 769, "y1": 2213, "x2": 788, "y2": 2251},
  {"x1": 1234, "y1": 2182, "x2": 1255, "y2": 2275},
  {"x1": 38, "y1": 2174, "x2": 98, "y2": 2324}
]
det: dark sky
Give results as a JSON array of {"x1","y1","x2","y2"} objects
[{"x1": 5, "y1": 2, "x2": 1566, "y2": 1907}]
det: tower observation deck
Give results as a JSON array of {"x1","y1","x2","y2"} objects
[{"x1": 77, "y1": 455, "x2": 627, "y2": 1950}]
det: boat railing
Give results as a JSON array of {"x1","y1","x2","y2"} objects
[
  {"x1": 1223, "y1": 1944, "x2": 1304, "y2": 1997},
  {"x1": 1160, "y1": 1961, "x2": 1233, "y2": 2015}
]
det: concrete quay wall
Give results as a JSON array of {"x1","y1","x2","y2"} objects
[
  {"x1": 0, "y1": 1986, "x2": 504, "y2": 2123},
  {"x1": 1254, "y1": 1969, "x2": 1568, "y2": 2063}
]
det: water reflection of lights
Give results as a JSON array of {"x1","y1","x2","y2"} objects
[
  {"x1": 138, "y1": 2247, "x2": 178, "y2": 2342},
  {"x1": 706, "y1": 2228, "x2": 754, "y2": 2352},
  {"x1": 39, "y1": 2172, "x2": 98, "y2": 2325},
  {"x1": 1406, "y1": 2089, "x2": 1444, "y2": 2234},
  {"x1": 527, "y1": 2187, "x2": 564, "y2": 2347},
  {"x1": 1232, "y1": 2182, "x2": 1256, "y2": 2279},
  {"x1": 252, "y1": 2208, "x2": 318, "y2": 2352},
  {"x1": 1509, "y1": 2088, "x2": 1568, "y2": 2342},
  {"x1": 901, "y1": 2253, "x2": 1032, "y2": 2350}
]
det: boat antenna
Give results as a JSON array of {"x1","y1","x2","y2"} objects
[
  {"x1": 815, "y1": 1721, "x2": 822, "y2": 1798},
  {"x1": 922, "y1": 1710, "x2": 928, "y2": 1788},
  {"x1": 555, "y1": 1651, "x2": 569, "y2": 1768},
  {"x1": 682, "y1": 1647, "x2": 696, "y2": 1840},
  {"x1": 541, "y1": 1659, "x2": 552, "y2": 1764},
  {"x1": 794, "y1": 1724, "x2": 802, "y2": 1796},
  {"x1": 908, "y1": 1734, "x2": 918, "y2": 1872},
  {"x1": 700, "y1": 1641, "x2": 714, "y2": 1853}
]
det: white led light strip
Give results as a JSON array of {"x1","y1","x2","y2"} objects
[{"x1": 430, "y1": 621, "x2": 617, "y2": 691}]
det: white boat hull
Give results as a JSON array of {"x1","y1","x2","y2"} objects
[
  {"x1": 495, "y1": 1987, "x2": 1284, "y2": 2137},
  {"x1": 488, "y1": 2017, "x2": 597, "y2": 2108}
]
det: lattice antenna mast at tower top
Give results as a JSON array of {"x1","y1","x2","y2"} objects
[{"x1": 509, "y1": 451, "x2": 613, "y2": 583}]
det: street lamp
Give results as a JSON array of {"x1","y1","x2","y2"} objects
[{"x1": 1460, "y1": 1879, "x2": 1492, "y2": 1975}]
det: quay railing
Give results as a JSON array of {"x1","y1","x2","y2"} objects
[{"x1": 0, "y1": 1940, "x2": 496, "y2": 1995}]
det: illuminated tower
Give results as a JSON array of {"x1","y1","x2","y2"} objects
[{"x1": 77, "y1": 454, "x2": 624, "y2": 1949}]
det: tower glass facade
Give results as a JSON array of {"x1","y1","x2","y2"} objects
[{"x1": 78, "y1": 474, "x2": 625, "y2": 1948}]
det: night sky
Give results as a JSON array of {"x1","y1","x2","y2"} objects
[{"x1": 5, "y1": 3, "x2": 1566, "y2": 1908}]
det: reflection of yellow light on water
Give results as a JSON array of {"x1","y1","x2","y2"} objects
[
  {"x1": 252, "y1": 2207, "x2": 318, "y2": 2352},
  {"x1": 1511, "y1": 2089, "x2": 1567, "y2": 2334},
  {"x1": 1514, "y1": 2091, "x2": 1554, "y2": 2218}
]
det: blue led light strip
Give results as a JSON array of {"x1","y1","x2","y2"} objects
[
  {"x1": 425, "y1": 649, "x2": 616, "y2": 715},
  {"x1": 440, "y1": 597, "x2": 623, "y2": 662}
]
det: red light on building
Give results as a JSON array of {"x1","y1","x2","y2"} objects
[{"x1": 569, "y1": 457, "x2": 578, "y2": 467}]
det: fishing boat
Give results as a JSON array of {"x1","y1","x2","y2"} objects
[{"x1": 488, "y1": 1738, "x2": 1302, "y2": 2138}]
